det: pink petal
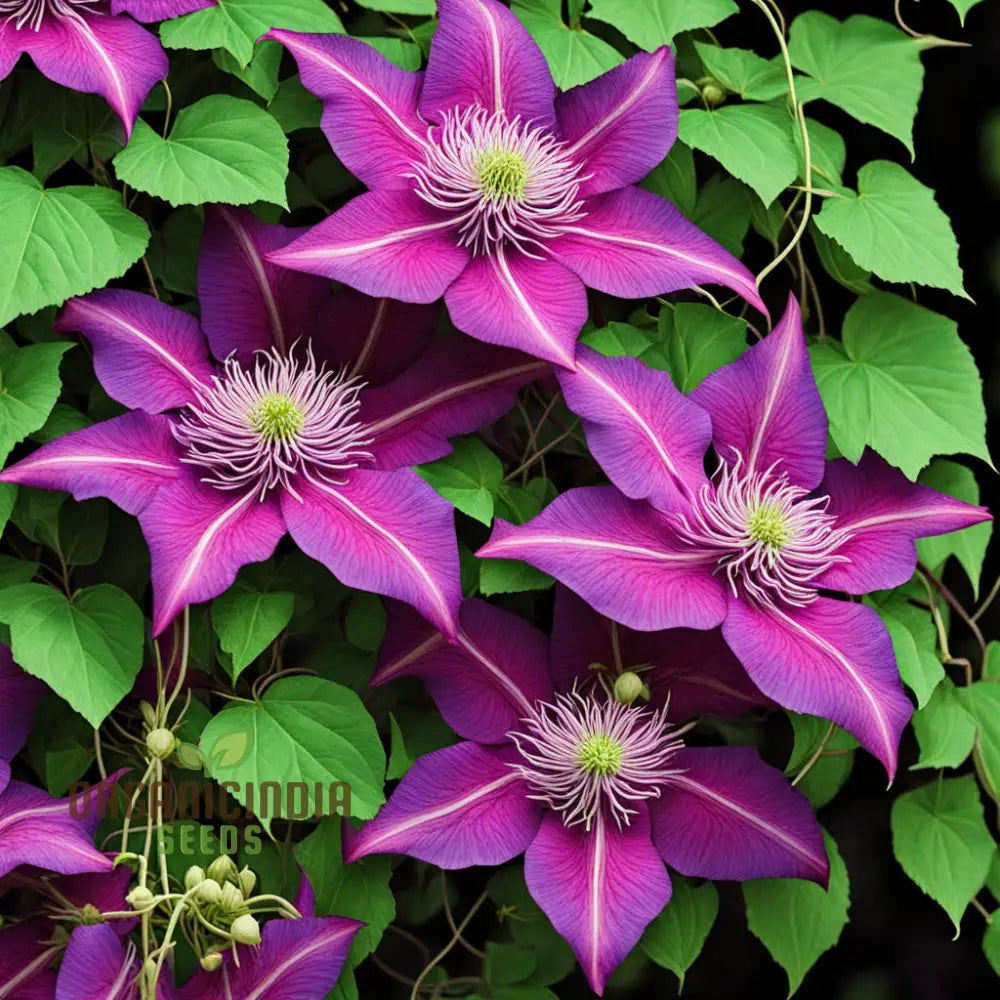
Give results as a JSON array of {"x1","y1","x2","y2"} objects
[
  {"x1": 444, "y1": 248, "x2": 587, "y2": 368},
  {"x1": 138, "y1": 471, "x2": 286, "y2": 636},
  {"x1": 56, "y1": 291, "x2": 215, "y2": 413},
  {"x1": 177, "y1": 916, "x2": 361, "y2": 1000},
  {"x1": 817, "y1": 451, "x2": 992, "y2": 594},
  {"x1": 0, "y1": 644, "x2": 47, "y2": 762},
  {"x1": 550, "y1": 186, "x2": 765, "y2": 314},
  {"x1": 197, "y1": 205, "x2": 332, "y2": 364},
  {"x1": 479, "y1": 487, "x2": 727, "y2": 632},
  {"x1": 315, "y1": 287, "x2": 437, "y2": 384},
  {"x1": 266, "y1": 190, "x2": 468, "y2": 303},
  {"x1": 557, "y1": 345, "x2": 711, "y2": 512},
  {"x1": 264, "y1": 29, "x2": 426, "y2": 190},
  {"x1": 362, "y1": 334, "x2": 546, "y2": 468},
  {"x1": 524, "y1": 808, "x2": 670, "y2": 995},
  {"x1": 56, "y1": 924, "x2": 137, "y2": 1000},
  {"x1": 420, "y1": 0, "x2": 555, "y2": 128},
  {"x1": 692, "y1": 293, "x2": 826, "y2": 490},
  {"x1": 279, "y1": 468, "x2": 461, "y2": 638},
  {"x1": 550, "y1": 587, "x2": 769, "y2": 719},
  {"x1": 0, "y1": 918, "x2": 60, "y2": 1000},
  {"x1": 723, "y1": 596, "x2": 912, "y2": 780},
  {"x1": 0, "y1": 412, "x2": 180, "y2": 516},
  {"x1": 652, "y1": 747, "x2": 829, "y2": 884},
  {"x1": 17, "y1": 13, "x2": 167, "y2": 137},
  {"x1": 57, "y1": 868, "x2": 136, "y2": 935},
  {"x1": 345, "y1": 742, "x2": 540, "y2": 867},
  {"x1": 373, "y1": 598, "x2": 553, "y2": 744},
  {"x1": 0, "y1": 775, "x2": 123, "y2": 879},
  {"x1": 557, "y1": 48, "x2": 677, "y2": 198},
  {"x1": 111, "y1": 0, "x2": 215, "y2": 22}
]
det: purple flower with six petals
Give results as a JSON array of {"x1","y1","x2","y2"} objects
[
  {"x1": 0, "y1": 0, "x2": 213, "y2": 136},
  {"x1": 0, "y1": 207, "x2": 545, "y2": 636},
  {"x1": 478, "y1": 295, "x2": 992, "y2": 777},
  {"x1": 347, "y1": 597, "x2": 828, "y2": 994},
  {"x1": 263, "y1": 0, "x2": 764, "y2": 368}
]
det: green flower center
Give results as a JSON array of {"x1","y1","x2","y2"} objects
[
  {"x1": 577, "y1": 732, "x2": 624, "y2": 776},
  {"x1": 477, "y1": 149, "x2": 528, "y2": 201},
  {"x1": 79, "y1": 904, "x2": 103, "y2": 925},
  {"x1": 249, "y1": 393, "x2": 305, "y2": 442},
  {"x1": 747, "y1": 503, "x2": 791, "y2": 549}
]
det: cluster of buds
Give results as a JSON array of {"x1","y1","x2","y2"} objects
[{"x1": 185, "y1": 855, "x2": 262, "y2": 962}]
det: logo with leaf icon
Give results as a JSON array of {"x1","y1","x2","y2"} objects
[{"x1": 175, "y1": 730, "x2": 252, "y2": 773}]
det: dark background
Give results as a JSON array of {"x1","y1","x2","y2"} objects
[{"x1": 360, "y1": 2, "x2": 1000, "y2": 998}]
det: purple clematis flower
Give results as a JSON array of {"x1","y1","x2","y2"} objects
[
  {"x1": 262, "y1": 0, "x2": 764, "y2": 368},
  {"x1": 478, "y1": 295, "x2": 992, "y2": 777},
  {"x1": 0, "y1": 644, "x2": 47, "y2": 784},
  {"x1": 0, "y1": 918, "x2": 60, "y2": 1000},
  {"x1": 0, "y1": 206, "x2": 545, "y2": 637},
  {"x1": 348, "y1": 597, "x2": 827, "y2": 994},
  {"x1": 0, "y1": 0, "x2": 213, "y2": 136}
]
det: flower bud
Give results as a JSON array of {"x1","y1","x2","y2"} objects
[
  {"x1": 142, "y1": 957, "x2": 159, "y2": 993},
  {"x1": 230, "y1": 914, "x2": 261, "y2": 946},
  {"x1": 206, "y1": 855, "x2": 238, "y2": 884},
  {"x1": 145, "y1": 727, "x2": 177, "y2": 760},
  {"x1": 139, "y1": 701, "x2": 158, "y2": 730},
  {"x1": 185, "y1": 866, "x2": 207, "y2": 891},
  {"x1": 126, "y1": 886, "x2": 155, "y2": 910},
  {"x1": 613, "y1": 671, "x2": 645, "y2": 705},
  {"x1": 196, "y1": 879, "x2": 223, "y2": 904},
  {"x1": 698, "y1": 76, "x2": 726, "y2": 106},
  {"x1": 236, "y1": 867, "x2": 257, "y2": 899},
  {"x1": 199, "y1": 953, "x2": 223, "y2": 972},
  {"x1": 219, "y1": 882, "x2": 244, "y2": 913}
]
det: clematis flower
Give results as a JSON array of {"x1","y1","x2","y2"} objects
[
  {"x1": 262, "y1": 0, "x2": 764, "y2": 369},
  {"x1": 0, "y1": 206, "x2": 544, "y2": 637},
  {"x1": 54, "y1": 923, "x2": 170, "y2": 1000},
  {"x1": 0, "y1": 644, "x2": 46, "y2": 787},
  {"x1": 478, "y1": 295, "x2": 992, "y2": 777},
  {"x1": 0, "y1": 918, "x2": 60, "y2": 999},
  {"x1": 0, "y1": 0, "x2": 213, "y2": 136},
  {"x1": 348, "y1": 597, "x2": 827, "y2": 994}
]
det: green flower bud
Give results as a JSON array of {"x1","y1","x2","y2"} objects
[
  {"x1": 126, "y1": 886, "x2": 155, "y2": 910},
  {"x1": 237, "y1": 867, "x2": 257, "y2": 899},
  {"x1": 698, "y1": 76, "x2": 726, "y2": 106},
  {"x1": 206, "y1": 855, "x2": 238, "y2": 885},
  {"x1": 219, "y1": 882, "x2": 244, "y2": 913},
  {"x1": 613, "y1": 671, "x2": 645, "y2": 705},
  {"x1": 139, "y1": 701, "x2": 158, "y2": 730},
  {"x1": 230, "y1": 914, "x2": 261, "y2": 946},
  {"x1": 185, "y1": 866, "x2": 207, "y2": 891},
  {"x1": 199, "y1": 953, "x2": 224, "y2": 972},
  {"x1": 196, "y1": 879, "x2": 223, "y2": 904},
  {"x1": 145, "y1": 727, "x2": 177, "y2": 760}
]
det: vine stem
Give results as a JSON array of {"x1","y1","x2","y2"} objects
[
  {"x1": 792, "y1": 720, "x2": 836, "y2": 786},
  {"x1": 410, "y1": 891, "x2": 489, "y2": 1000},
  {"x1": 748, "y1": 0, "x2": 813, "y2": 293},
  {"x1": 441, "y1": 873, "x2": 485, "y2": 959},
  {"x1": 917, "y1": 561, "x2": 987, "y2": 662}
]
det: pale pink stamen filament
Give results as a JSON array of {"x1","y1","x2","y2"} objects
[{"x1": 0, "y1": 0, "x2": 99, "y2": 30}]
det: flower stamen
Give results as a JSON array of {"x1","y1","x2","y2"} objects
[{"x1": 0, "y1": 0, "x2": 99, "y2": 31}]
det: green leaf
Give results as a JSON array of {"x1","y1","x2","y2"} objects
[
  {"x1": 344, "y1": 591, "x2": 387, "y2": 652},
  {"x1": 0, "y1": 168, "x2": 149, "y2": 328},
  {"x1": 267, "y1": 75, "x2": 322, "y2": 134},
  {"x1": 743, "y1": 831, "x2": 848, "y2": 995},
  {"x1": 984, "y1": 915, "x2": 1000, "y2": 977},
  {"x1": 809, "y1": 292, "x2": 989, "y2": 479},
  {"x1": 870, "y1": 594, "x2": 943, "y2": 709},
  {"x1": 361, "y1": 36, "x2": 424, "y2": 71},
  {"x1": 915, "y1": 460, "x2": 992, "y2": 598},
  {"x1": 796, "y1": 118, "x2": 846, "y2": 188},
  {"x1": 963, "y1": 682, "x2": 1000, "y2": 804},
  {"x1": 213, "y1": 40, "x2": 284, "y2": 100},
  {"x1": 160, "y1": 0, "x2": 344, "y2": 66},
  {"x1": 27, "y1": 695, "x2": 95, "y2": 796},
  {"x1": 678, "y1": 105, "x2": 798, "y2": 207},
  {"x1": 59, "y1": 498, "x2": 109, "y2": 566},
  {"x1": 580, "y1": 322, "x2": 653, "y2": 359},
  {"x1": 30, "y1": 403, "x2": 92, "y2": 445},
  {"x1": 146, "y1": 207, "x2": 204, "y2": 297},
  {"x1": 688, "y1": 174, "x2": 751, "y2": 257},
  {"x1": 693, "y1": 43, "x2": 788, "y2": 101},
  {"x1": 114, "y1": 96, "x2": 289, "y2": 208},
  {"x1": 639, "y1": 876, "x2": 718, "y2": 989},
  {"x1": 354, "y1": 0, "x2": 434, "y2": 12},
  {"x1": 494, "y1": 478, "x2": 552, "y2": 526},
  {"x1": 511, "y1": 0, "x2": 623, "y2": 89},
  {"x1": 0, "y1": 484, "x2": 16, "y2": 539},
  {"x1": 891, "y1": 775, "x2": 995, "y2": 934},
  {"x1": 199, "y1": 676, "x2": 385, "y2": 830},
  {"x1": 0, "y1": 583, "x2": 144, "y2": 727},
  {"x1": 0, "y1": 342, "x2": 73, "y2": 463},
  {"x1": 648, "y1": 302, "x2": 747, "y2": 393},
  {"x1": 31, "y1": 90, "x2": 122, "y2": 181},
  {"x1": 948, "y1": 0, "x2": 985, "y2": 25},
  {"x1": 814, "y1": 161, "x2": 965, "y2": 297},
  {"x1": 784, "y1": 714, "x2": 857, "y2": 810},
  {"x1": 296, "y1": 817, "x2": 395, "y2": 966},
  {"x1": 0, "y1": 554, "x2": 37, "y2": 590},
  {"x1": 479, "y1": 558, "x2": 554, "y2": 597},
  {"x1": 212, "y1": 587, "x2": 294, "y2": 682},
  {"x1": 911, "y1": 678, "x2": 977, "y2": 769},
  {"x1": 641, "y1": 141, "x2": 697, "y2": 217},
  {"x1": 788, "y1": 12, "x2": 924, "y2": 154},
  {"x1": 386, "y1": 712, "x2": 415, "y2": 781},
  {"x1": 417, "y1": 436, "x2": 504, "y2": 526},
  {"x1": 810, "y1": 225, "x2": 873, "y2": 296},
  {"x1": 588, "y1": 0, "x2": 737, "y2": 50}
]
